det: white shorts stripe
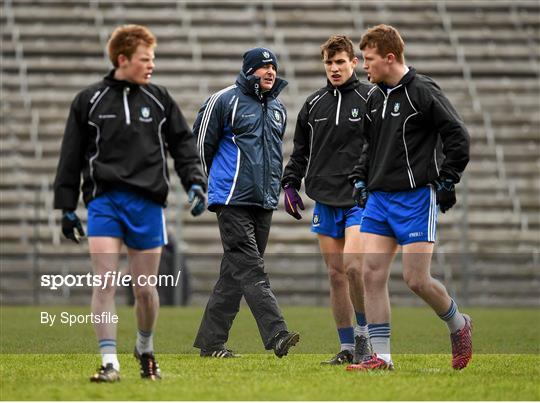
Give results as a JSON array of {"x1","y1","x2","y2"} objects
[
  {"x1": 428, "y1": 186, "x2": 437, "y2": 242},
  {"x1": 162, "y1": 208, "x2": 168, "y2": 245}
]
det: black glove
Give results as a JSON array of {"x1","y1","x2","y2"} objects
[
  {"x1": 188, "y1": 184, "x2": 207, "y2": 217},
  {"x1": 61, "y1": 210, "x2": 85, "y2": 243},
  {"x1": 434, "y1": 177, "x2": 456, "y2": 213},
  {"x1": 352, "y1": 180, "x2": 368, "y2": 208}
]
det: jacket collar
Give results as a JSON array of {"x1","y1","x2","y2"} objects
[
  {"x1": 325, "y1": 73, "x2": 359, "y2": 92},
  {"x1": 377, "y1": 66, "x2": 416, "y2": 92},
  {"x1": 103, "y1": 70, "x2": 140, "y2": 90},
  {"x1": 236, "y1": 71, "x2": 288, "y2": 101}
]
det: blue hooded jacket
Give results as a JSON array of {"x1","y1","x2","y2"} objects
[{"x1": 193, "y1": 72, "x2": 288, "y2": 211}]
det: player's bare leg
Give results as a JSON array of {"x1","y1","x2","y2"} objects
[
  {"x1": 362, "y1": 234, "x2": 397, "y2": 325},
  {"x1": 318, "y1": 234, "x2": 355, "y2": 364},
  {"x1": 343, "y1": 225, "x2": 371, "y2": 362},
  {"x1": 347, "y1": 233, "x2": 397, "y2": 371},
  {"x1": 318, "y1": 234, "x2": 353, "y2": 329},
  {"x1": 343, "y1": 226, "x2": 364, "y2": 315},
  {"x1": 402, "y1": 242, "x2": 472, "y2": 369},
  {"x1": 402, "y1": 242, "x2": 450, "y2": 312},
  {"x1": 89, "y1": 236, "x2": 122, "y2": 382},
  {"x1": 128, "y1": 246, "x2": 162, "y2": 379}
]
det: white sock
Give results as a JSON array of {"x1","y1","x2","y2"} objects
[
  {"x1": 354, "y1": 325, "x2": 369, "y2": 338},
  {"x1": 439, "y1": 299, "x2": 466, "y2": 333},
  {"x1": 368, "y1": 323, "x2": 391, "y2": 363},
  {"x1": 136, "y1": 329, "x2": 154, "y2": 354},
  {"x1": 377, "y1": 353, "x2": 392, "y2": 363},
  {"x1": 341, "y1": 343, "x2": 355, "y2": 352},
  {"x1": 102, "y1": 354, "x2": 120, "y2": 371},
  {"x1": 99, "y1": 339, "x2": 119, "y2": 370}
]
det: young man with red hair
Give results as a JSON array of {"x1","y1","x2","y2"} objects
[
  {"x1": 54, "y1": 24, "x2": 206, "y2": 382},
  {"x1": 347, "y1": 24, "x2": 472, "y2": 371}
]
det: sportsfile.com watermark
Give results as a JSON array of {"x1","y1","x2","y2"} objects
[
  {"x1": 39, "y1": 270, "x2": 181, "y2": 327},
  {"x1": 40, "y1": 270, "x2": 182, "y2": 290}
]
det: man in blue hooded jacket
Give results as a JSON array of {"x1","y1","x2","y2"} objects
[{"x1": 192, "y1": 47, "x2": 300, "y2": 358}]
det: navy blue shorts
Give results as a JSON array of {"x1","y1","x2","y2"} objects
[
  {"x1": 87, "y1": 190, "x2": 167, "y2": 250},
  {"x1": 360, "y1": 186, "x2": 437, "y2": 245},
  {"x1": 311, "y1": 202, "x2": 363, "y2": 239}
]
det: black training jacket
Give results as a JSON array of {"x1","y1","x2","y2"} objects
[
  {"x1": 349, "y1": 68, "x2": 470, "y2": 191},
  {"x1": 282, "y1": 74, "x2": 373, "y2": 207},
  {"x1": 54, "y1": 70, "x2": 206, "y2": 210}
]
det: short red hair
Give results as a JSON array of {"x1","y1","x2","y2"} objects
[
  {"x1": 359, "y1": 24, "x2": 405, "y2": 63},
  {"x1": 107, "y1": 24, "x2": 156, "y2": 67}
]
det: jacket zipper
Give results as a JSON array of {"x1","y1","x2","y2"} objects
[
  {"x1": 380, "y1": 84, "x2": 402, "y2": 119},
  {"x1": 262, "y1": 101, "x2": 268, "y2": 206},
  {"x1": 123, "y1": 87, "x2": 131, "y2": 124},
  {"x1": 334, "y1": 88, "x2": 342, "y2": 126}
]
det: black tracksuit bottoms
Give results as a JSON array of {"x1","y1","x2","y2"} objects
[{"x1": 193, "y1": 205, "x2": 288, "y2": 350}]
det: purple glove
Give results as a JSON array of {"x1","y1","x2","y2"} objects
[{"x1": 283, "y1": 184, "x2": 304, "y2": 220}]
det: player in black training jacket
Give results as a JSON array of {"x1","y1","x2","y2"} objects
[
  {"x1": 54, "y1": 25, "x2": 206, "y2": 383},
  {"x1": 347, "y1": 24, "x2": 472, "y2": 372},
  {"x1": 282, "y1": 35, "x2": 374, "y2": 365}
]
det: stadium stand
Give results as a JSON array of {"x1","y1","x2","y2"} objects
[{"x1": 1, "y1": 0, "x2": 538, "y2": 306}]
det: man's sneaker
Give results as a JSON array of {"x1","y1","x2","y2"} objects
[
  {"x1": 346, "y1": 354, "x2": 394, "y2": 371},
  {"x1": 451, "y1": 313, "x2": 473, "y2": 370},
  {"x1": 353, "y1": 334, "x2": 372, "y2": 364},
  {"x1": 321, "y1": 350, "x2": 353, "y2": 365},
  {"x1": 273, "y1": 331, "x2": 300, "y2": 358},
  {"x1": 89, "y1": 363, "x2": 120, "y2": 383},
  {"x1": 134, "y1": 348, "x2": 161, "y2": 380},
  {"x1": 200, "y1": 347, "x2": 239, "y2": 358}
]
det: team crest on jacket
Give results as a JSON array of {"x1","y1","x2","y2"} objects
[
  {"x1": 139, "y1": 106, "x2": 152, "y2": 122},
  {"x1": 274, "y1": 110, "x2": 282, "y2": 124},
  {"x1": 351, "y1": 108, "x2": 359, "y2": 118},
  {"x1": 391, "y1": 102, "x2": 400, "y2": 117}
]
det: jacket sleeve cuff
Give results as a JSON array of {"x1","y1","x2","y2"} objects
[
  {"x1": 281, "y1": 177, "x2": 301, "y2": 190},
  {"x1": 53, "y1": 188, "x2": 79, "y2": 211}
]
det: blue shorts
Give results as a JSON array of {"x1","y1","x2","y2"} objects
[
  {"x1": 87, "y1": 190, "x2": 168, "y2": 250},
  {"x1": 311, "y1": 202, "x2": 363, "y2": 239},
  {"x1": 360, "y1": 186, "x2": 437, "y2": 245}
]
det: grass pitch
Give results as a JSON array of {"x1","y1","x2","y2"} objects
[{"x1": 1, "y1": 306, "x2": 539, "y2": 400}]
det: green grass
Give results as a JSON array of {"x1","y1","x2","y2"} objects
[{"x1": 1, "y1": 306, "x2": 539, "y2": 400}]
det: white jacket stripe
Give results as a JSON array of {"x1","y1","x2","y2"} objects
[{"x1": 197, "y1": 85, "x2": 236, "y2": 175}]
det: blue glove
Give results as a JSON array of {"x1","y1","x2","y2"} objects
[
  {"x1": 352, "y1": 180, "x2": 368, "y2": 208},
  {"x1": 61, "y1": 210, "x2": 85, "y2": 243},
  {"x1": 188, "y1": 184, "x2": 206, "y2": 217},
  {"x1": 433, "y1": 177, "x2": 456, "y2": 213}
]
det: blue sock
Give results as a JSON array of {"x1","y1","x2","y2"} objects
[
  {"x1": 337, "y1": 327, "x2": 355, "y2": 352},
  {"x1": 355, "y1": 312, "x2": 367, "y2": 327}
]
